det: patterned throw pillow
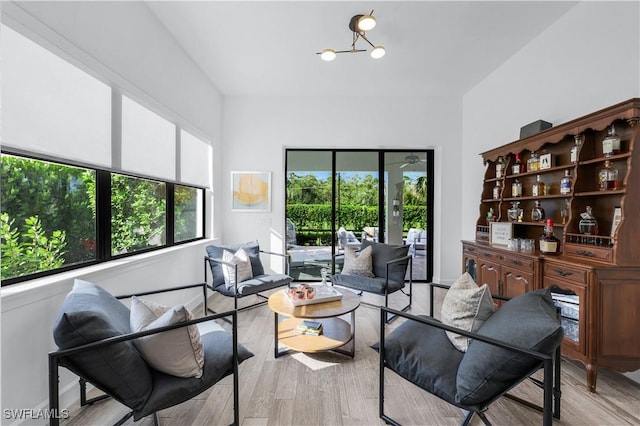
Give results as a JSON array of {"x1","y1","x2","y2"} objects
[
  {"x1": 130, "y1": 297, "x2": 205, "y2": 378},
  {"x1": 222, "y1": 248, "x2": 254, "y2": 289},
  {"x1": 341, "y1": 246, "x2": 375, "y2": 277},
  {"x1": 441, "y1": 272, "x2": 495, "y2": 352}
]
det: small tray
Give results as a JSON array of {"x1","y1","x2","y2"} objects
[{"x1": 285, "y1": 285, "x2": 343, "y2": 306}]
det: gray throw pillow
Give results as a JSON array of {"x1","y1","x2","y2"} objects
[
  {"x1": 341, "y1": 246, "x2": 374, "y2": 277},
  {"x1": 441, "y1": 272, "x2": 495, "y2": 352}
]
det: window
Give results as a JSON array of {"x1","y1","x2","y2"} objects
[
  {"x1": 0, "y1": 25, "x2": 210, "y2": 286},
  {"x1": 111, "y1": 174, "x2": 167, "y2": 255},
  {"x1": 1, "y1": 154, "x2": 97, "y2": 281},
  {"x1": 1, "y1": 153, "x2": 205, "y2": 285},
  {"x1": 174, "y1": 185, "x2": 203, "y2": 242}
]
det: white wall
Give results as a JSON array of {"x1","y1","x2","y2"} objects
[
  {"x1": 0, "y1": 2, "x2": 224, "y2": 423},
  {"x1": 461, "y1": 1, "x2": 640, "y2": 241},
  {"x1": 221, "y1": 96, "x2": 463, "y2": 283},
  {"x1": 461, "y1": 1, "x2": 640, "y2": 383}
]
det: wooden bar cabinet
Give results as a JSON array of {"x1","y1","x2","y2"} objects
[{"x1": 463, "y1": 98, "x2": 640, "y2": 392}]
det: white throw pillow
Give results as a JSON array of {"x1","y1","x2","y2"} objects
[
  {"x1": 341, "y1": 246, "x2": 375, "y2": 277},
  {"x1": 222, "y1": 248, "x2": 253, "y2": 289},
  {"x1": 130, "y1": 296, "x2": 205, "y2": 378},
  {"x1": 441, "y1": 272, "x2": 495, "y2": 352}
]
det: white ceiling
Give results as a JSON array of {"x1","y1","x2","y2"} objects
[{"x1": 146, "y1": 1, "x2": 577, "y2": 98}]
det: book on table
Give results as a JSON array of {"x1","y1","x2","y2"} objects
[{"x1": 296, "y1": 320, "x2": 323, "y2": 335}]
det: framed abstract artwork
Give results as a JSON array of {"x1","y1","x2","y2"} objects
[{"x1": 231, "y1": 171, "x2": 271, "y2": 212}]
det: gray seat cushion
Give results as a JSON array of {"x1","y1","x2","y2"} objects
[
  {"x1": 456, "y1": 288, "x2": 563, "y2": 405},
  {"x1": 53, "y1": 280, "x2": 153, "y2": 412},
  {"x1": 213, "y1": 273, "x2": 292, "y2": 297},
  {"x1": 134, "y1": 328, "x2": 254, "y2": 420},
  {"x1": 206, "y1": 241, "x2": 265, "y2": 287},
  {"x1": 331, "y1": 274, "x2": 405, "y2": 294},
  {"x1": 372, "y1": 316, "x2": 463, "y2": 405}
]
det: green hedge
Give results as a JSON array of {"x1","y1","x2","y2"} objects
[{"x1": 287, "y1": 204, "x2": 426, "y2": 245}]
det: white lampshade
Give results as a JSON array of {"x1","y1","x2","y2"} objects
[
  {"x1": 370, "y1": 46, "x2": 385, "y2": 59},
  {"x1": 358, "y1": 15, "x2": 376, "y2": 32},
  {"x1": 320, "y1": 49, "x2": 337, "y2": 61}
]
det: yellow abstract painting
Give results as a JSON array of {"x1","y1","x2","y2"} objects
[{"x1": 231, "y1": 171, "x2": 271, "y2": 211}]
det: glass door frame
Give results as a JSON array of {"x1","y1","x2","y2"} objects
[{"x1": 285, "y1": 148, "x2": 434, "y2": 283}]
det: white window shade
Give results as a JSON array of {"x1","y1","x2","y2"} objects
[
  {"x1": 1, "y1": 25, "x2": 111, "y2": 166},
  {"x1": 121, "y1": 95, "x2": 175, "y2": 180},
  {"x1": 180, "y1": 130, "x2": 211, "y2": 187}
]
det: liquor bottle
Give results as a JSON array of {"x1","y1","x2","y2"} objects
[
  {"x1": 512, "y1": 153, "x2": 524, "y2": 174},
  {"x1": 527, "y1": 151, "x2": 540, "y2": 172},
  {"x1": 495, "y1": 156, "x2": 505, "y2": 178},
  {"x1": 512, "y1": 179, "x2": 522, "y2": 197},
  {"x1": 532, "y1": 174, "x2": 547, "y2": 196},
  {"x1": 507, "y1": 201, "x2": 522, "y2": 222},
  {"x1": 602, "y1": 124, "x2": 621, "y2": 157},
  {"x1": 493, "y1": 180, "x2": 501, "y2": 199},
  {"x1": 531, "y1": 200, "x2": 545, "y2": 222},
  {"x1": 570, "y1": 134, "x2": 583, "y2": 164},
  {"x1": 539, "y1": 218, "x2": 560, "y2": 255},
  {"x1": 560, "y1": 169, "x2": 573, "y2": 195},
  {"x1": 597, "y1": 160, "x2": 618, "y2": 191},
  {"x1": 578, "y1": 206, "x2": 599, "y2": 235}
]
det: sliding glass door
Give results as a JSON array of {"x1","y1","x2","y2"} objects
[{"x1": 285, "y1": 149, "x2": 433, "y2": 282}]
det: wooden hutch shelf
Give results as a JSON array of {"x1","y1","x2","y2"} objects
[{"x1": 463, "y1": 98, "x2": 640, "y2": 393}]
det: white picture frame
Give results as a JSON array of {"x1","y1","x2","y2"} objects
[
  {"x1": 539, "y1": 153, "x2": 553, "y2": 170},
  {"x1": 489, "y1": 222, "x2": 513, "y2": 246},
  {"x1": 231, "y1": 171, "x2": 271, "y2": 212}
]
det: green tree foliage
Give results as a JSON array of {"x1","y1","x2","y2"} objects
[
  {"x1": 1, "y1": 213, "x2": 67, "y2": 279},
  {"x1": 1, "y1": 155, "x2": 194, "y2": 281},
  {"x1": 110, "y1": 175, "x2": 166, "y2": 255},
  {"x1": 286, "y1": 171, "x2": 428, "y2": 245},
  {"x1": 1, "y1": 155, "x2": 95, "y2": 270}
]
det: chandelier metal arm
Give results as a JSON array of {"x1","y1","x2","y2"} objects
[{"x1": 359, "y1": 33, "x2": 376, "y2": 49}]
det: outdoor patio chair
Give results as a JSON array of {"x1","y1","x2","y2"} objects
[
  {"x1": 204, "y1": 240, "x2": 292, "y2": 313},
  {"x1": 331, "y1": 240, "x2": 412, "y2": 322},
  {"x1": 337, "y1": 226, "x2": 361, "y2": 250},
  {"x1": 50, "y1": 279, "x2": 253, "y2": 426}
]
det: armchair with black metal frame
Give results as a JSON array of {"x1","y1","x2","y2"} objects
[{"x1": 49, "y1": 280, "x2": 253, "y2": 426}]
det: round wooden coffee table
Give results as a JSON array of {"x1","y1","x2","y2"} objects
[{"x1": 268, "y1": 286, "x2": 360, "y2": 358}]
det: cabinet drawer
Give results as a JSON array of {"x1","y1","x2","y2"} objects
[
  {"x1": 477, "y1": 249, "x2": 504, "y2": 262},
  {"x1": 501, "y1": 253, "x2": 535, "y2": 273},
  {"x1": 564, "y1": 243, "x2": 613, "y2": 263},
  {"x1": 543, "y1": 263, "x2": 587, "y2": 285}
]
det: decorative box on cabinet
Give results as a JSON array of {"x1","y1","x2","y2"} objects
[{"x1": 465, "y1": 98, "x2": 640, "y2": 392}]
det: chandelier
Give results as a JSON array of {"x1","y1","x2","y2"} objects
[{"x1": 317, "y1": 11, "x2": 385, "y2": 61}]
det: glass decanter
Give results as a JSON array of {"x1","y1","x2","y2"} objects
[
  {"x1": 578, "y1": 206, "x2": 599, "y2": 235},
  {"x1": 316, "y1": 268, "x2": 333, "y2": 295},
  {"x1": 531, "y1": 200, "x2": 545, "y2": 222},
  {"x1": 507, "y1": 201, "x2": 522, "y2": 222}
]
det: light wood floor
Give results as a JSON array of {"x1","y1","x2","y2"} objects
[{"x1": 61, "y1": 284, "x2": 640, "y2": 426}]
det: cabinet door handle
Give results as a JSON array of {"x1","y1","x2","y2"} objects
[
  {"x1": 482, "y1": 252, "x2": 493, "y2": 258},
  {"x1": 554, "y1": 268, "x2": 574, "y2": 277},
  {"x1": 576, "y1": 250, "x2": 596, "y2": 257},
  {"x1": 511, "y1": 259, "x2": 523, "y2": 266}
]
